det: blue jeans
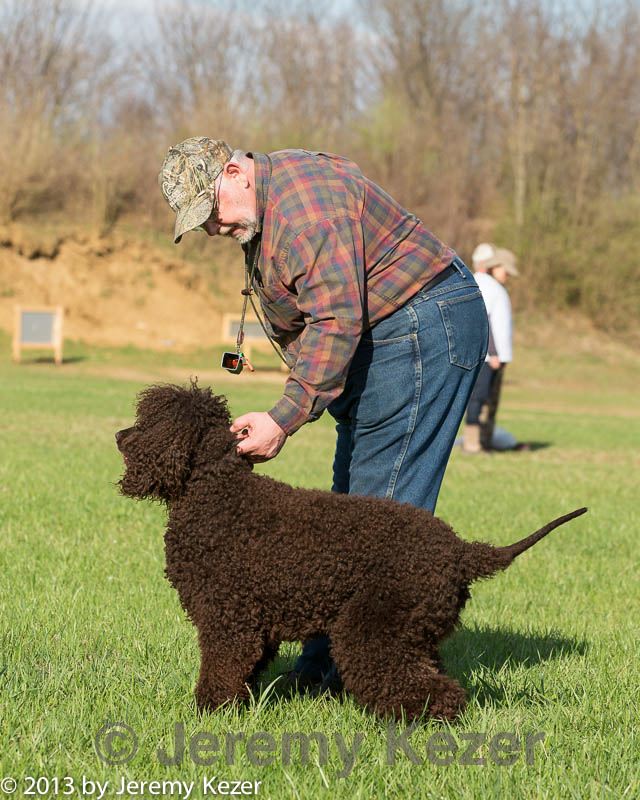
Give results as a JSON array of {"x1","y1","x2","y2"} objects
[{"x1": 295, "y1": 257, "x2": 489, "y2": 679}]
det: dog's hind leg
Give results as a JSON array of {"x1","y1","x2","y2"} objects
[
  {"x1": 335, "y1": 642, "x2": 466, "y2": 721},
  {"x1": 329, "y1": 597, "x2": 467, "y2": 722}
]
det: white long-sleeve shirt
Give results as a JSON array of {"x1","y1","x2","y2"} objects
[{"x1": 474, "y1": 272, "x2": 513, "y2": 363}]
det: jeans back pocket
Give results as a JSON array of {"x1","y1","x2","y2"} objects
[{"x1": 437, "y1": 291, "x2": 488, "y2": 370}]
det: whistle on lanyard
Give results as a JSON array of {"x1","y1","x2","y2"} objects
[{"x1": 221, "y1": 351, "x2": 255, "y2": 374}]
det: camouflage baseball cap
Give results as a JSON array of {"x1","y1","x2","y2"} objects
[{"x1": 158, "y1": 137, "x2": 233, "y2": 243}]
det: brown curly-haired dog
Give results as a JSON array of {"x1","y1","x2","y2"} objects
[{"x1": 116, "y1": 382, "x2": 586, "y2": 721}]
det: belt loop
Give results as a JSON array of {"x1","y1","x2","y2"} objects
[{"x1": 453, "y1": 256, "x2": 466, "y2": 277}]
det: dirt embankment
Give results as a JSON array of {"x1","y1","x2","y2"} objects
[
  {"x1": 0, "y1": 226, "x2": 229, "y2": 349},
  {"x1": 3, "y1": 224, "x2": 638, "y2": 367}
]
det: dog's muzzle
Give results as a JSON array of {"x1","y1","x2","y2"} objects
[{"x1": 115, "y1": 427, "x2": 134, "y2": 451}]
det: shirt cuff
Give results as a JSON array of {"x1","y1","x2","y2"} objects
[{"x1": 268, "y1": 396, "x2": 310, "y2": 436}]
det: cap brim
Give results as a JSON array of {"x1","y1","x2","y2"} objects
[{"x1": 173, "y1": 193, "x2": 215, "y2": 244}]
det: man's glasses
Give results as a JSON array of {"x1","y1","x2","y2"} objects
[{"x1": 190, "y1": 171, "x2": 224, "y2": 234}]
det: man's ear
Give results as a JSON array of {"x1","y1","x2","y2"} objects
[{"x1": 224, "y1": 160, "x2": 250, "y2": 188}]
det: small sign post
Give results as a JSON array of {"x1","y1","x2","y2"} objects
[{"x1": 13, "y1": 306, "x2": 64, "y2": 365}]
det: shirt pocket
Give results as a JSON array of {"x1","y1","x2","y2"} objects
[{"x1": 256, "y1": 282, "x2": 302, "y2": 332}]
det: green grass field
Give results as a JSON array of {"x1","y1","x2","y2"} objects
[{"x1": 1, "y1": 332, "x2": 638, "y2": 799}]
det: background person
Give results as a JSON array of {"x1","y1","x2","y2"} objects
[
  {"x1": 158, "y1": 137, "x2": 489, "y2": 690},
  {"x1": 471, "y1": 241, "x2": 502, "y2": 373},
  {"x1": 463, "y1": 247, "x2": 518, "y2": 453}
]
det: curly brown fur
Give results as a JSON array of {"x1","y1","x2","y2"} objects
[{"x1": 116, "y1": 383, "x2": 586, "y2": 722}]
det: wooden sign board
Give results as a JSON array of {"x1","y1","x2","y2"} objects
[
  {"x1": 222, "y1": 314, "x2": 265, "y2": 345},
  {"x1": 222, "y1": 314, "x2": 264, "y2": 362},
  {"x1": 13, "y1": 306, "x2": 64, "y2": 365}
]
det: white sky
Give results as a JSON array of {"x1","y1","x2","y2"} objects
[{"x1": 95, "y1": 0, "x2": 355, "y2": 42}]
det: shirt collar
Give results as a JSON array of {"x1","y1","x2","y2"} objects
[{"x1": 247, "y1": 151, "x2": 271, "y2": 235}]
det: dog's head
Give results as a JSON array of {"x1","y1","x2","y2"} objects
[{"x1": 116, "y1": 382, "x2": 237, "y2": 502}]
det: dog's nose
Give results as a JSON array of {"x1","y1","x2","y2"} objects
[{"x1": 116, "y1": 428, "x2": 132, "y2": 449}]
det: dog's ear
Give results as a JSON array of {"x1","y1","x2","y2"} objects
[{"x1": 121, "y1": 383, "x2": 232, "y2": 501}]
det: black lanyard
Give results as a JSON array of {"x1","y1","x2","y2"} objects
[{"x1": 234, "y1": 237, "x2": 288, "y2": 368}]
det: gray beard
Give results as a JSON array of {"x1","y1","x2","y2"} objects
[{"x1": 233, "y1": 218, "x2": 258, "y2": 245}]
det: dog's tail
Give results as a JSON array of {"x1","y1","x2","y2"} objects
[{"x1": 463, "y1": 507, "x2": 587, "y2": 582}]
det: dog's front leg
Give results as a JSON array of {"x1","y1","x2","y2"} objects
[{"x1": 194, "y1": 627, "x2": 267, "y2": 713}]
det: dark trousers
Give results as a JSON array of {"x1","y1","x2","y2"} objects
[{"x1": 466, "y1": 362, "x2": 506, "y2": 449}]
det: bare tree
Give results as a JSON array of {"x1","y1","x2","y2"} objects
[
  {"x1": 247, "y1": 1, "x2": 362, "y2": 150},
  {"x1": 0, "y1": 0, "x2": 116, "y2": 222},
  {"x1": 0, "y1": 0, "x2": 637, "y2": 333},
  {"x1": 134, "y1": 0, "x2": 246, "y2": 138}
]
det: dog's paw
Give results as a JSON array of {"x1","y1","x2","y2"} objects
[
  {"x1": 427, "y1": 683, "x2": 467, "y2": 721},
  {"x1": 195, "y1": 692, "x2": 215, "y2": 714}
]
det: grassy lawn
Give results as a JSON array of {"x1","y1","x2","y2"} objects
[{"x1": 0, "y1": 332, "x2": 638, "y2": 799}]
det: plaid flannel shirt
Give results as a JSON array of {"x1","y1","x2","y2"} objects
[{"x1": 246, "y1": 150, "x2": 456, "y2": 435}]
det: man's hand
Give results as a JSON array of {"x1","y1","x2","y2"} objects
[
  {"x1": 489, "y1": 355, "x2": 501, "y2": 370},
  {"x1": 230, "y1": 412, "x2": 287, "y2": 463}
]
